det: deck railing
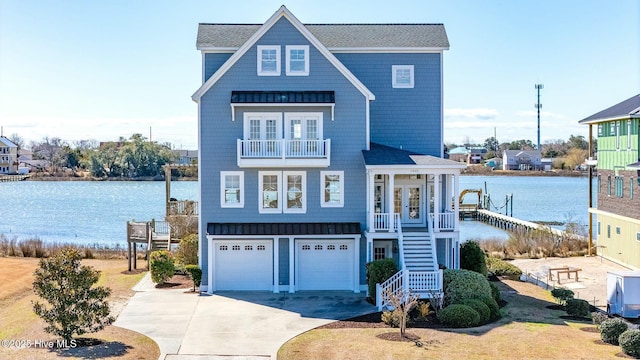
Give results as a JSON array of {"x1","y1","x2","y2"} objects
[
  {"x1": 168, "y1": 200, "x2": 198, "y2": 216},
  {"x1": 238, "y1": 139, "x2": 329, "y2": 158}
]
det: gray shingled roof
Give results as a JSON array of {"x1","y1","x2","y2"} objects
[
  {"x1": 579, "y1": 94, "x2": 640, "y2": 123},
  {"x1": 362, "y1": 143, "x2": 463, "y2": 167},
  {"x1": 197, "y1": 23, "x2": 449, "y2": 49}
]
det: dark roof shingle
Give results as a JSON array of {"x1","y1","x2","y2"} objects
[
  {"x1": 231, "y1": 91, "x2": 334, "y2": 103},
  {"x1": 207, "y1": 222, "x2": 361, "y2": 236},
  {"x1": 197, "y1": 23, "x2": 449, "y2": 49},
  {"x1": 580, "y1": 94, "x2": 640, "y2": 123}
]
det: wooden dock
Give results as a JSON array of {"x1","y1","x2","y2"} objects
[
  {"x1": 0, "y1": 174, "x2": 29, "y2": 182},
  {"x1": 475, "y1": 209, "x2": 584, "y2": 239}
]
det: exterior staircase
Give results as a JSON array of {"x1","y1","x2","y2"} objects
[{"x1": 402, "y1": 232, "x2": 438, "y2": 272}]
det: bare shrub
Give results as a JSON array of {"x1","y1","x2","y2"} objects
[
  {"x1": 19, "y1": 240, "x2": 33, "y2": 257},
  {"x1": 505, "y1": 230, "x2": 535, "y2": 257},
  {"x1": 478, "y1": 237, "x2": 506, "y2": 258}
]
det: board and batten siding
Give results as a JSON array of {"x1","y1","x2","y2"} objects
[
  {"x1": 334, "y1": 52, "x2": 443, "y2": 156},
  {"x1": 596, "y1": 119, "x2": 639, "y2": 170},
  {"x1": 198, "y1": 16, "x2": 369, "y2": 285}
]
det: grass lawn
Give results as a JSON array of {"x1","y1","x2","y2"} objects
[
  {"x1": 0, "y1": 257, "x2": 159, "y2": 360},
  {"x1": 278, "y1": 279, "x2": 626, "y2": 360}
]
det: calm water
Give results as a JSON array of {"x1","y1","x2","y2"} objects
[{"x1": 0, "y1": 176, "x2": 590, "y2": 245}]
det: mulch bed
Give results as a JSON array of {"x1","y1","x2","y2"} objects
[
  {"x1": 376, "y1": 332, "x2": 420, "y2": 342},
  {"x1": 155, "y1": 274, "x2": 193, "y2": 290},
  {"x1": 319, "y1": 311, "x2": 446, "y2": 330},
  {"x1": 579, "y1": 326, "x2": 600, "y2": 333}
]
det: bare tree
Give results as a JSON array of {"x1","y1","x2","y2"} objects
[{"x1": 383, "y1": 288, "x2": 419, "y2": 338}]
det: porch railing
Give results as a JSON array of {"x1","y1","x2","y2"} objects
[
  {"x1": 376, "y1": 269, "x2": 443, "y2": 311},
  {"x1": 373, "y1": 213, "x2": 392, "y2": 231},
  {"x1": 430, "y1": 211, "x2": 455, "y2": 231},
  {"x1": 376, "y1": 269, "x2": 406, "y2": 310},
  {"x1": 167, "y1": 200, "x2": 198, "y2": 216},
  {"x1": 408, "y1": 270, "x2": 443, "y2": 292}
]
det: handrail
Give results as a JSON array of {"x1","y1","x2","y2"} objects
[{"x1": 376, "y1": 269, "x2": 405, "y2": 311}]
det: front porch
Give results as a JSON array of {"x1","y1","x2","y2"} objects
[{"x1": 361, "y1": 143, "x2": 466, "y2": 309}]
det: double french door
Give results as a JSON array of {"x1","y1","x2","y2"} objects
[{"x1": 394, "y1": 184, "x2": 424, "y2": 226}]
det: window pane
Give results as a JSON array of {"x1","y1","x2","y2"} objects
[
  {"x1": 324, "y1": 174, "x2": 341, "y2": 203},
  {"x1": 289, "y1": 49, "x2": 305, "y2": 72},
  {"x1": 263, "y1": 175, "x2": 279, "y2": 208},
  {"x1": 261, "y1": 49, "x2": 277, "y2": 72},
  {"x1": 396, "y1": 69, "x2": 411, "y2": 84},
  {"x1": 287, "y1": 175, "x2": 303, "y2": 209},
  {"x1": 224, "y1": 175, "x2": 240, "y2": 203}
]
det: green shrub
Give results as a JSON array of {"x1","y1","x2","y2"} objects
[
  {"x1": 619, "y1": 329, "x2": 640, "y2": 358},
  {"x1": 591, "y1": 312, "x2": 608, "y2": 329},
  {"x1": 366, "y1": 259, "x2": 398, "y2": 303},
  {"x1": 460, "y1": 241, "x2": 487, "y2": 276},
  {"x1": 565, "y1": 298, "x2": 590, "y2": 317},
  {"x1": 442, "y1": 269, "x2": 492, "y2": 306},
  {"x1": 600, "y1": 318, "x2": 628, "y2": 345},
  {"x1": 149, "y1": 250, "x2": 175, "y2": 285},
  {"x1": 437, "y1": 304, "x2": 480, "y2": 328},
  {"x1": 32, "y1": 248, "x2": 114, "y2": 342},
  {"x1": 415, "y1": 301, "x2": 435, "y2": 321},
  {"x1": 478, "y1": 295, "x2": 502, "y2": 321},
  {"x1": 381, "y1": 309, "x2": 403, "y2": 328},
  {"x1": 550, "y1": 288, "x2": 574, "y2": 305},
  {"x1": 462, "y1": 299, "x2": 490, "y2": 325},
  {"x1": 185, "y1": 264, "x2": 202, "y2": 292},
  {"x1": 489, "y1": 282, "x2": 501, "y2": 303},
  {"x1": 486, "y1": 257, "x2": 522, "y2": 278},
  {"x1": 175, "y1": 234, "x2": 198, "y2": 266}
]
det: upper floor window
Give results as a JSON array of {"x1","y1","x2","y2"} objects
[
  {"x1": 285, "y1": 45, "x2": 309, "y2": 76},
  {"x1": 321, "y1": 171, "x2": 344, "y2": 207},
  {"x1": 259, "y1": 171, "x2": 306, "y2": 214},
  {"x1": 597, "y1": 124, "x2": 603, "y2": 137},
  {"x1": 220, "y1": 171, "x2": 244, "y2": 208},
  {"x1": 257, "y1": 45, "x2": 280, "y2": 76},
  {"x1": 392, "y1": 65, "x2": 414, "y2": 88}
]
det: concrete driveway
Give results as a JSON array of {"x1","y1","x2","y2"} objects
[{"x1": 114, "y1": 274, "x2": 375, "y2": 360}]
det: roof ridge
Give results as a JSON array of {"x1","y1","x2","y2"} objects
[{"x1": 199, "y1": 23, "x2": 444, "y2": 26}]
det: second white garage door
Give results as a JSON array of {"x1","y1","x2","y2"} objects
[
  {"x1": 213, "y1": 240, "x2": 272, "y2": 291},
  {"x1": 296, "y1": 239, "x2": 354, "y2": 291}
]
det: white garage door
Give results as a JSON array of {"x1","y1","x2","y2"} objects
[
  {"x1": 214, "y1": 240, "x2": 272, "y2": 290},
  {"x1": 296, "y1": 239, "x2": 354, "y2": 291}
]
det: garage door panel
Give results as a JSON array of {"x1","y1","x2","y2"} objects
[
  {"x1": 214, "y1": 240, "x2": 272, "y2": 290},
  {"x1": 297, "y1": 240, "x2": 354, "y2": 291}
]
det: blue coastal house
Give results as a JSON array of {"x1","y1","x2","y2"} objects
[{"x1": 192, "y1": 6, "x2": 465, "y2": 301}]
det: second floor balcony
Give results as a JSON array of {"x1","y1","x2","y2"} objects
[{"x1": 237, "y1": 139, "x2": 331, "y2": 167}]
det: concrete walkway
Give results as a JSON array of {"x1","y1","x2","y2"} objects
[{"x1": 114, "y1": 274, "x2": 375, "y2": 360}]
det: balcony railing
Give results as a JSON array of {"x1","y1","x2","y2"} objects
[{"x1": 237, "y1": 139, "x2": 330, "y2": 167}]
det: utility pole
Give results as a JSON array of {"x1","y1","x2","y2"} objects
[{"x1": 535, "y1": 84, "x2": 544, "y2": 151}]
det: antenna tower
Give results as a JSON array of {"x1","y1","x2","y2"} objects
[{"x1": 535, "y1": 84, "x2": 544, "y2": 150}]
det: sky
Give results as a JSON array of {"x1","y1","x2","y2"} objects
[{"x1": 0, "y1": 0, "x2": 638, "y2": 150}]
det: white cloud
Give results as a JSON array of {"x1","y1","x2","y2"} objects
[{"x1": 444, "y1": 108, "x2": 499, "y2": 120}]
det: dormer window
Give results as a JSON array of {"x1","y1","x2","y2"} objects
[
  {"x1": 392, "y1": 65, "x2": 414, "y2": 88},
  {"x1": 286, "y1": 45, "x2": 309, "y2": 76},
  {"x1": 257, "y1": 45, "x2": 280, "y2": 76}
]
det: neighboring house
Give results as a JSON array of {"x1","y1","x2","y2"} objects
[
  {"x1": 172, "y1": 149, "x2": 198, "y2": 165},
  {"x1": 18, "y1": 149, "x2": 33, "y2": 161},
  {"x1": 484, "y1": 157, "x2": 503, "y2": 169},
  {"x1": 579, "y1": 94, "x2": 640, "y2": 270},
  {"x1": 541, "y1": 158, "x2": 554, "y2": 171},
  {"x1": 448, "y1": 146, "x2": 469, "y2": 162},
  {"x1": 502, "y1": 150, "x2": 542, "y2": 170},
  {"x1": 192, "y1": 6, "x2": 465, "y2": 298},
  {"x1": 448, "y1": 146, "x2": 486, "y2": 164},
  {"x1": 0, "y1": 137, "x2": 18, "y2": 174}
]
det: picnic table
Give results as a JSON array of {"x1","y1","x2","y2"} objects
[{"x1": 546, "y1": 266, "x2": 581, "y2": 283}]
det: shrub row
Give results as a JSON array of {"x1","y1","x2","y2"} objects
[
  {"x1": 366, "y1": 259, "x2": 398, "y2": 303},
  {"x1": 485, "y1": 257, "x2": 523, "y2": 278}
]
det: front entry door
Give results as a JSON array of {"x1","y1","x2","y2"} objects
[{"x1": 394, "y1": 185, "x2": 424, "y2": 225}]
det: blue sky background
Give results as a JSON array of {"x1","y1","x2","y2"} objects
[{"x1": 1, "y1": 0, "x2": 638, "y2": 150}]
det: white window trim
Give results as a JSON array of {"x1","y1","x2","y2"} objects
[
  {"x1": 285, "y1": 45, "x2": 309, "y2": 76},
  {"x1": 321, "y1": 171, "x2": 344, "y2": 207},
  {"x1": 243, "y1": 112, "x2": 283, "y2": 141},
  {"x1": 628, "y1": 120, "x2": 632, "y2": 150},
  {"x1": 392, "y1": 65, "x2": 414, "y2": 88},
  {"x1": 284, "y1": 171, "x2": 306, "y2": 214},
  {"x1": 257, "y1": 45, "x2": 281, "y2": 76},
  {"x1": 259, "y1": 171, "x2": 282, "y2": 213},
  {"x1": 220, "y1": 171, "x2": 244, "y2": 208}
]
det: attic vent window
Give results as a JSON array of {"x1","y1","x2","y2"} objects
[
  {"x1": 286, "y1": 45, "x2": 309, "y2": 76},
  {"x1": 392, "y1": 65, "x2": 414, "y2": 88}
]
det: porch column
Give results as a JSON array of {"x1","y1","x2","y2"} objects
[
  {"x1": 433, "y1": 174, "x2": 440, "y2": 232},
  {"x1": 454, "y1": 174, "x2": 460, "y2": 231},
  {"x1": 353, "y1": 235, "x2": 360, "y2": 293},
  {"x1": 367, "y1": 170, "x2": 375, "y2": 232},
  {"x1": 289, "y1": 238, "x2": 295, "y2": 293},
  {"x1": 273, "y1": 237, "x2": 279, "y2": 293},
  {"x1": 207, "y1": 236, "x2": 214, "y2": 293},
  {"x1": 366, "y1": 233, "x2": 373, "y2": 263},
  {"x1": 387, "y1": 173, "x2": 395, "y2": 229}
]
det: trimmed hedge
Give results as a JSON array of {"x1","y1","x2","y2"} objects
[
  {"x1": 149, "y1": 250, "x2": 175, "y2": 285},
  {"x1": 486, "y1": 257, "x2": 523, "y2": 278},
  {"x1": 443, "y1": 269, "x2": 492, "y2": 306},
  {"x1": 462, "y1": 298, "x2": 490, "y2": 325},
  {"x1": 550, "y1": 288, "x2": 574, "y2": 305},
  {"x1": 600, "y1": 318, "x2": 628, "y2": 345},
  {"x1": 489, "y1": 282, "x2": 502, "y2": 303},
  {"x1": 619, "y1": 329, "x2": 640, "y2": 358},
  {"x1": 185, "y1": 264, "x2": 202, "y2": 292},
  {"x1": 366, "y1": 259, "x2": 398, "y2": 303},
  {"x1": 175, "y1": 234, "x2": 198, "y2": 266},
  {"x1": 460, "y1": 241, "x2": 487, "y2": 276},
  {"x1": 565, "y1": 298, "x2": 590, "y2": 317},
  {"x1": 438, "y1": 304, "x2": 480, "y2": 328},
  {"x1": 478, "y1": 295, "x2": 502, "y2": 321}
]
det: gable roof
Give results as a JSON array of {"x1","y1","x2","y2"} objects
[
  {"x1": 503, "y1": 150, "x2": 541, "y2": 157},
  {"x1": 579, "y1": 94, "x2": 640, "y2": 124},
  {"x1": 191, "y1": 6, "x2": 375, "y2": 103},
  {"x1": 0, "y1": 137, "x2": 17, "y2": 148},
  {"x1": 197, "y1": 23, "x2": 449, "y2": 50}
]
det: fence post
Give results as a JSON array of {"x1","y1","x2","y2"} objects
[{"x1": 126, "y1": 222, "x2": 132, "y2": 272}]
